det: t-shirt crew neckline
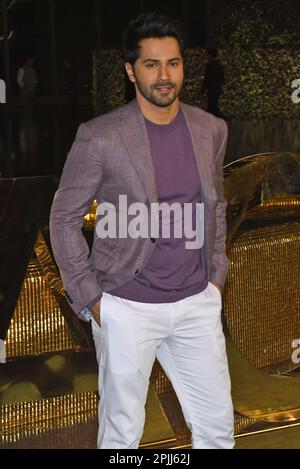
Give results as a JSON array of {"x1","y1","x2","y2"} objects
[{"x1": 144, "y1": 108, "x2": 182, "y2": 129}]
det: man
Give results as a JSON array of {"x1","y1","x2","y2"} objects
[
  {"x1": 17, "y1": 57, "x2": 38, "y2": 100},
  {"x1": 201, "y1": 47, "x2": 226, "y2": 119},
  {"x1": 50, "y1": 13, "x2": 234, "y2": 449},
  {"x1": 61, "y1": 58, "x2": 79, "y2": 129}
]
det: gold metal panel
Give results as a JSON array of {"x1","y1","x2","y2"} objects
[
  {"x1": 224, "y1": 219, "x2": 300, "y2": 370},
  {"x1": 0, "y1": 392, "x2": 98, "y2": 445},
  {"x1": 3, "y1": 154, "x2": 300, "y2": 445},
  {"x1": 83, "y1": 200, "x2": 98, "y2": 230},
  {"x1": 224, "y1": 152, "x2": 300, "y2": 244},
  {"x1": 246, "y1": 195, "x2": 300, "y2": 221},
  {"x1": 6, "y1": 260, "x2": 74, "y2": 358},
  {"x1": 34, "y1": 231, "x2": 93, "y2": 350}
]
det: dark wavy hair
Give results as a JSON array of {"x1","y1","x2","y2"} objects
[{"x1": 122, "y1": 12, "x2": 185, "y2": 65}]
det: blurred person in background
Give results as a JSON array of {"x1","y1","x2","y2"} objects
[{"x1": 201, "y1": 47, "x2": 226, "y2": 119}]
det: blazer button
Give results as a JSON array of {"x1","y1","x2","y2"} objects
[{"x1": 150, "y1": 237, "x2": 156, "y2": 243}]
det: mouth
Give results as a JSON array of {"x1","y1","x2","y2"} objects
[{"x1": 155, "y1": 85, "x2": 174, "y2": 94}]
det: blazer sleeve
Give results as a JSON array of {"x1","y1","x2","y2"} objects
[
  {"x1": 49, "y1": 123, "x2": 103, "y2": 314},
  {"x1": 209, "y1": 118, "x2": 229, "y2": 288}
]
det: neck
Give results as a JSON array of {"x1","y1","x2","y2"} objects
[{"x1": 136, "y1": 93, "x2": 180, "y2": 125}]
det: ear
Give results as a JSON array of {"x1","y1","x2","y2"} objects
[{"x1": 125, "y1": 62, "x2": 136, "y2": 83}]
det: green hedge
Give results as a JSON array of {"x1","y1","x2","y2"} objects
[
  {"x1": 93, "y1": 48, "x2": 300, "y2": 120},
  {"x1": 208, "y1": 0, "x2": 300, "y2": 48}
]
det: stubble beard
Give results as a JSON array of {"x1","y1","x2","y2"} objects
[{"x1": 134, "y1": 74, "x2": 183, "y2": 108}]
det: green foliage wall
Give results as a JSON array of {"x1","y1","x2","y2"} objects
[
  {"x1": 209, "y1": 0, "x2": 300, "y2": 48},
  {"x1": 93, "y1": 47, "x2": 300, "y2": 120}
]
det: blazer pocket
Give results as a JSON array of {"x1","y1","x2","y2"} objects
[{"x1": 91, "y1": 239, "x2": 119, "y2": 272}]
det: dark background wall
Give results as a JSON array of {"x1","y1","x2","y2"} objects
[
  {"x1": 2, "y1": 0, "x2": 300, "y2": 99},
  {"x1": 1, "y1": 0, "x2": 300, "y2": 177},
  {"x1": 0, "y1": 0, "x2": 206, "y2": 98}
]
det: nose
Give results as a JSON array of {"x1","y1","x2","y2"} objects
[{"x1": 159, "y1": 64, "x2": 170, "y2": 81}]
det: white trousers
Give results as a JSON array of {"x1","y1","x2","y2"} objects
[{"x1": 91, "y1": 281, "x2": 234, "y2": 449}]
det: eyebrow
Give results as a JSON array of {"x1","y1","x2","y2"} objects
[{"x1": 142, "y1": 57, "x2": 182, "y2": 63}]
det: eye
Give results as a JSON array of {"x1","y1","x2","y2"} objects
[
  {"x1": 170, "y1": 61, "x2": 179, "y2": 67},
  {"x1": 146, "y1": 63, "x2": 157, "y2": 69}
]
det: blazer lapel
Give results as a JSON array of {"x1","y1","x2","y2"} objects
[
  {"x1": 118, "y1": 100, "x2": 158, "y2": 204},
  {"x1": 118, "y1": 100, "x2": 213, "y2": 205},
  {"x1": 180, "y1": 103, "x2": 213, "y2": 202}
]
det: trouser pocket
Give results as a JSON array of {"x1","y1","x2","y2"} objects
[{"x1": 91, "y1": 294, "x2": 106, "y2": 365}]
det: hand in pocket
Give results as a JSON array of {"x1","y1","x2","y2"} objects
[{"x1": 91, "y1": 300, "x2": 102, "y2": 327}]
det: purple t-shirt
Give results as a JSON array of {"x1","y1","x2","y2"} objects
[{"x1": 109, "y1": 109, "x2": 208, "y2": 303}]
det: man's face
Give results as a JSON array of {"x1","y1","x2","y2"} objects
[{"x1": 125, "y1": 37, "x2": 184, "y2": 108}]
